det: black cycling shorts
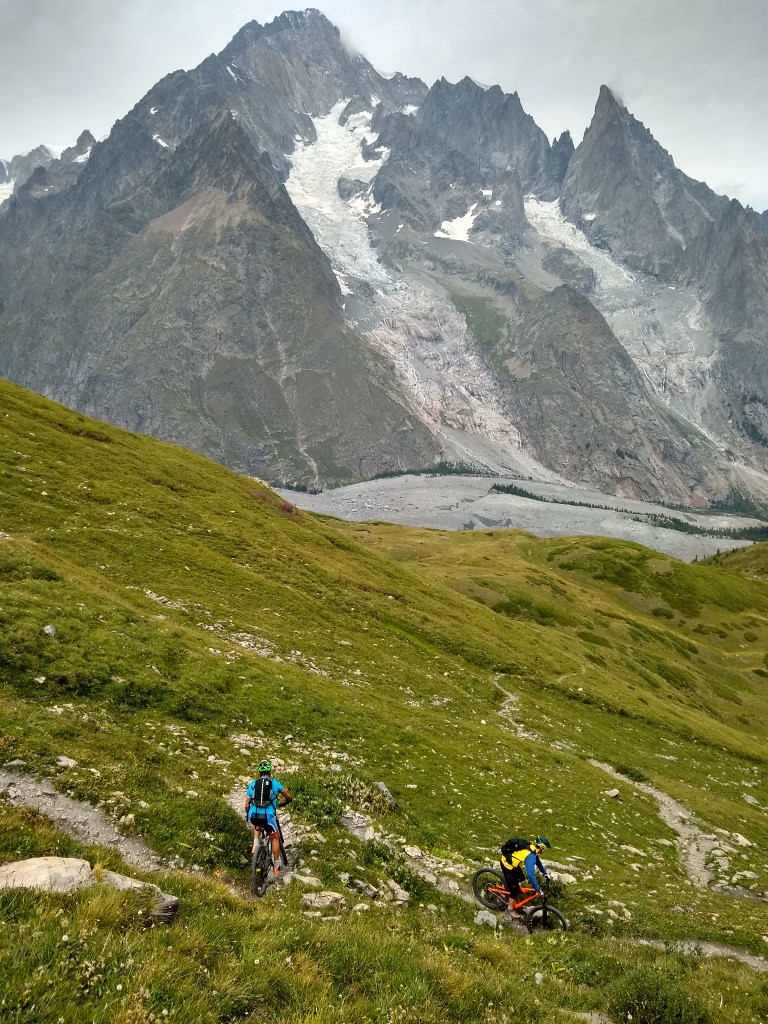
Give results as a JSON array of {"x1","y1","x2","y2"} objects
[
  {"x1": 249, "y1": 814, "x2": 278, "y2": 837},
  {"x1": 500, "y1": 862, "x2": 524, "y2": 897}
]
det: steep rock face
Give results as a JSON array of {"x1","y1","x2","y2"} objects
[
  {"x1": 60, "y1": 130, "x2": 97, "y2": 165},
  {"x1": 0, "y1": 113, "x2": 440, "y2": 484},
  {"x1": 0, "y1": 160, "x2": 8, "y2": 184},
  {"x1": 371, "y1": 110, "x2": 527, "y2": 246},
  {"x1": 8, "y1": 144, "x2": 57, "y2": 183},
  {"x1": 413, "y1": 77, "x2": 555, "y2": 194},
  {"x1": 561, "y1": 86, "x2": 726, "y2": 277},
  {"x1": 683, "y1": 200, "x2": 768, "y2": 451},
  {"x1": 370, "y1": 75, "x2": 552, "y2": 246},
  {"x1": 492, "y1": 286, "x2": 726, "y2": 503},
  {"x1": 120, "y1": 8, "x2": 425, "y2": 183}
]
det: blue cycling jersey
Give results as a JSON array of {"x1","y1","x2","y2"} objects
[{"x1": 247, "y1": 777, "x2": 284, "y2": 826}]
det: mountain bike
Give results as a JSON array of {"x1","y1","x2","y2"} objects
[
  {"x1": 249, "y1": 817, "x2": 288, "y2": 897},
  {"x1": 472, "y1": 867, "x2": 568, "y2": 933}
]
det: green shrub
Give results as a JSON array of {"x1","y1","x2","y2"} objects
[
  {"x1": 652, "y1": 606, "x2": 674, "y2": 619},
  {"x1": 606, "y1": 964, "x2": 712, "y2": 1024},
  {"x1": 614, "y1": 764, "x2": 647, "y2": 782},
  {"x1": 193, "y1": 794, "x2": 251, "y2": 869},
  {"x1": 578, "y1": 630, "x2": 611, "y2": 647}
]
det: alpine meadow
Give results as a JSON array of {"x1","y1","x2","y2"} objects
[
  {"x1": 2, "y1": 6, "x2": 768, "y2": 1023},
  {"x1": 2, "y1": 379, "x2": 768, "y2": 1022}
]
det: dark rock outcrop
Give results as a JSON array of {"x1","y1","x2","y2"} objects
[{"x1": 0, "y1": 111, "x2": 440, "y2": 485}]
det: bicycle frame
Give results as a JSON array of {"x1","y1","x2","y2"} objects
[{"x1": 487, "y1": 883, "x2": 542, "y2": 911}]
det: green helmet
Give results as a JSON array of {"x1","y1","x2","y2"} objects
[
  {"x1": 257, "y1": 760, "x2": 272, "y2": 774},
  {"x1": 534, "y1": 835, "x2": 551, "y2": 849}
]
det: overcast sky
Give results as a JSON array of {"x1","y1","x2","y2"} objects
[{"x1": 1, "y1": 0, "x2": 766, "y2": 210}]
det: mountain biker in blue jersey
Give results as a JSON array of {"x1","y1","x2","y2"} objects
[
  {"x1": 244, "y1": 760, "x2": 292, "y2": 874},
  {"x1": 500, "y1": 835, "x2": 551, "y2": 914}
]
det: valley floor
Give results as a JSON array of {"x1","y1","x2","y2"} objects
[{"x1": 279, "y1": 474, "x2": 758, "y2": 561}]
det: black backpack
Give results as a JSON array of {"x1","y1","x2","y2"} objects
[
  {"x1": 250, "y1": 777, "x2": 273, "y2": 812},
  {"x1": 501, "y1": 836, "x2": 530, "y2": 859}
]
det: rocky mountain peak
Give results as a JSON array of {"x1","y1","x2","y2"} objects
[
  {"x1": 560, "y1": 84, "x2": 727, "y2": 276},
  {"x1": 60, "y1": 130, "x2": 97, "y2": 164},
  {"x1": 413, "y1": 74, "x2": 555, "y2": 195}
]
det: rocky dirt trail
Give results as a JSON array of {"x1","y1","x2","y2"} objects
[
  {"x1": 0, "y1": 768, "x2": 162, "y2": 872},
  {"x1": 587, "y1": 759, "x2": 756, "y2": 892}
]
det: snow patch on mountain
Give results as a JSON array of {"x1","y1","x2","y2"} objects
[
  {"x1": 435, "y1": 203, "x2": 479, "y2": 241},
  {"x1": 286, "y1": 100, "x2": 390, "y2": 287},
  {"x1": 525, "y1": 197, "x2": 718, "y2": 431},
  {"x1": 0, "y1": 181, "x2": 14, "y2": 207}
]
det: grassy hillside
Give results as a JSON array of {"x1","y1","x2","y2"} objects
[{"x1": 2, "y1": 377, "x2": 768, "y2": 1023}]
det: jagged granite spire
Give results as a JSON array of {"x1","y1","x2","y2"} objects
[{"x1": 561, "y1": 85, "x2": 727, "y2": 277}]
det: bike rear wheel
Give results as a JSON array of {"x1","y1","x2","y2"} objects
[
  {"x1": 251, "y1": 845, "x2": 269, "y2": 897},
  {"x1": 472, "y1": 868, "x2": 507, "y2": 911},
  {"x1": 278, "y1": 825, "x2": 288, "y2": 867},
  {"x1": 525, "y1": 904, "x2": 568, "y2": 934}
]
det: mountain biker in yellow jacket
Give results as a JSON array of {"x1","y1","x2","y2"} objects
[{"x1": 500, "y1": 835, "x2": 551, "y2": 912}]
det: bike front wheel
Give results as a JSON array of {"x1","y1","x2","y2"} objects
[
  {"x1": 472, "y1": 868, "x2": 507, "y2": 911},
  {"x1": 525, "y1": 904, "x2": 568, "y2": 934},
  {"x1": 251, "y1": 846, "x2": 269, "y2": 897}
]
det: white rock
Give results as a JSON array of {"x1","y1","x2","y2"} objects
[
  {"x1": 2, "y1": 759, "x2": 27, "y2": 768},
  {"x1": 535, "y1": 973, "x2": 544, "y2": 985},
  {"x1": 603, "y1": 789, "x2": 620, "y2": 799},
  {"x1": 55, "y1": 756, "x2": 78, "y2": 769},
  {"x1": 474, "y1": 910, "x2": 498, "y2": 928},
  {"x1": 301, "y1": 891, "x2": 345, "y2": 911},
  {"x1": 732, "y1": 833, "x2": 753, "y2": 848},
  {"x1": 403, "y1": 845, "x2": 422, "y2": 859},
  {"x1": 0, "y1": 857, "x2": 93, "y2": 892},
  {"x1": 387, "y1": 879, "x2": 410, "y2": 903},
  {"x1": 549, "y1": 871, "x2": 577, "y2": 884},
  {"x1": 43, "y1": 625, "x2": 56, "y2": 637},
  {"x1": 293, "y1": 873, "x2": 323, "y2": 889},
  {"x1": 353, "y1": 903, "x2": 370, "y2": 912}
]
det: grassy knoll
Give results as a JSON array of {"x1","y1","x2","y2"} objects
[{"x1": 1, "y1": 378, "x2": 768, "y2": 1022}]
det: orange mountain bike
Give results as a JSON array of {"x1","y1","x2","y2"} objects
[{"x1": 472, "y1": 867, "x2": 568, "y2": 933}]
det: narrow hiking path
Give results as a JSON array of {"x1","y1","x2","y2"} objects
[
  {"x1": 491, "y1": 677, "x2": 753, "y2": 895},
  {"x1": 587, "y1": 759, "x2": 722, "y2": 888},
  {"x1": 0, "y1": 768, "x2": 162, "y2": 872}
]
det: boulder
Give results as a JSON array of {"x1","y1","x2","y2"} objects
[
  {"x1": 374, "y1": 782, "x2": 396, "y2": 808},
  {"x1": 340, "y1": 809, "x2": 374, "y2": 842},
  {"x1": 387, "y1": 879, "x2": 410, "y2": 903},
  {"x1": 0, "y1": 857, "x2": 178, "y2": 921},
  {"x1": 474, "y1": 910, "x2": 498, "y2": 928},
  {"x1": 349, "y1": 878, "x2": 379, "y2": 899},
  {"x1": 301, "y1": 891, "x2": 345, "y2": 911},
  {"x1": 0, "y1": 857, "x2": 93, "y2": 892},
  {"x1": 292, "y1": 872, "x2": 323, "y2": 889}
]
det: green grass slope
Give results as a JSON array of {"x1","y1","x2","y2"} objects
[{"x1": 2, "y1": 377, "x2": 768, "y2": 1024}]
